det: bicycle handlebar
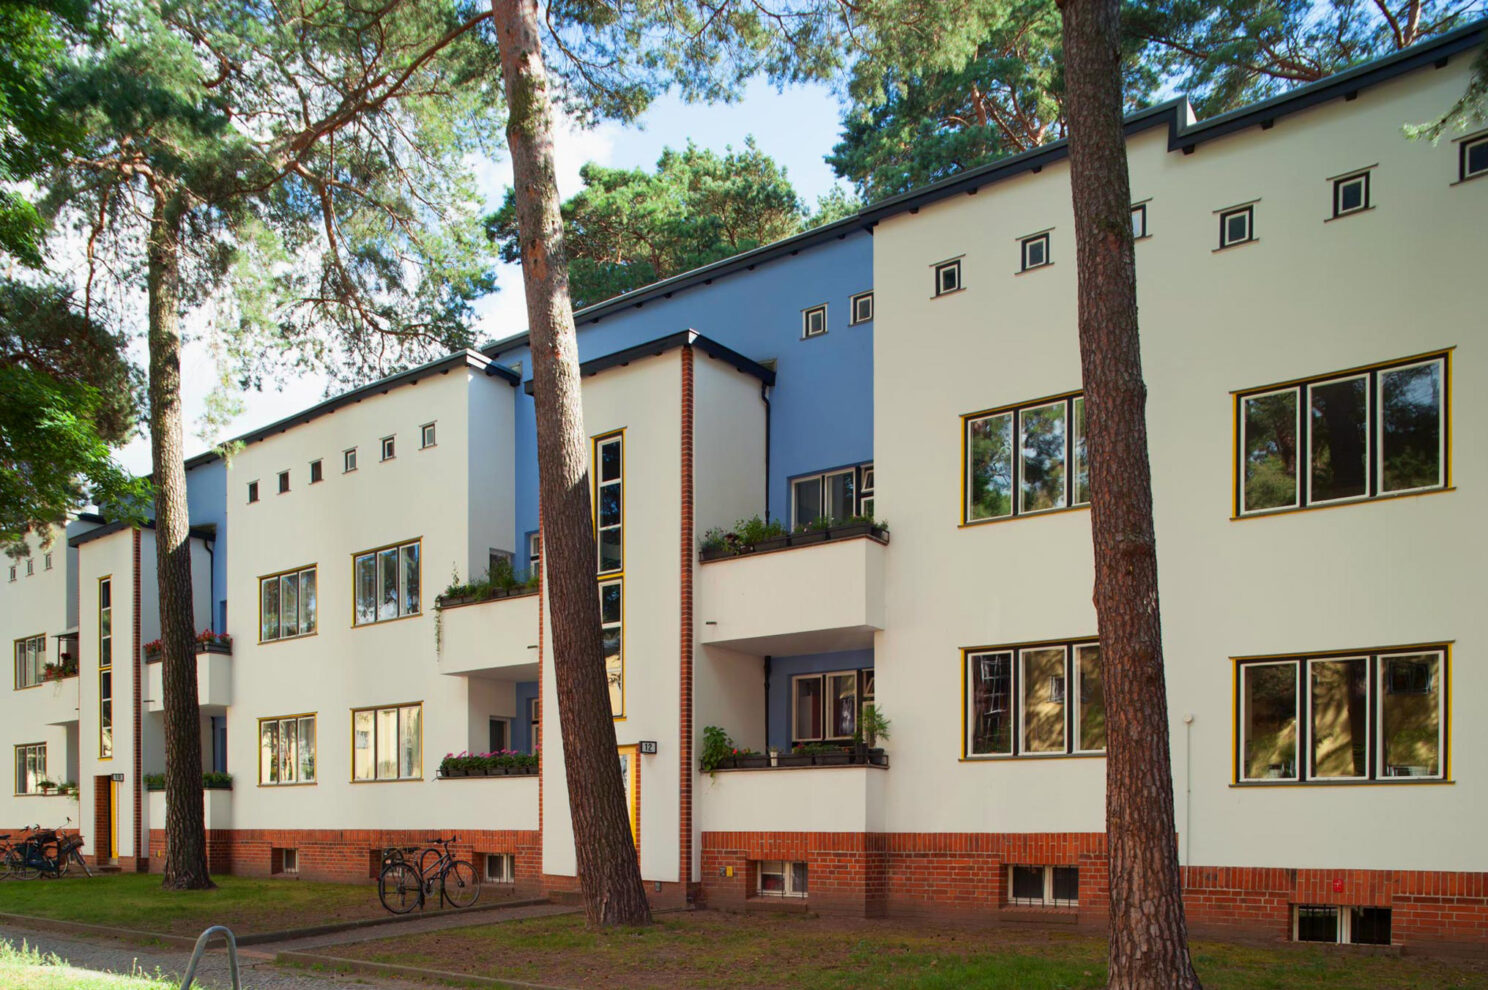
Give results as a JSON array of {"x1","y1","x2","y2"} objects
[{"x1": 424, "y1": 835, "x2": 457, "y2": 844}]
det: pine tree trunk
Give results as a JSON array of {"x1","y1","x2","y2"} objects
[
  {"x1": 1057, "y1": 1, "x2": 1198, "y2": 986},
  {"x1": 147, "y1": 191, "x2": 213, "y2": 891},
  {"x1": 490, "y1": 0, "x2": 652, "y2": 927}
]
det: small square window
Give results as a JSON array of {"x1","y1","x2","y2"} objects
[
  {"x1": 1131, "y1": 203, "x2": 1148, "y2": 239},
  {"x1": 278, "y1": 471, "x2": 290, "y2": 494},
  {"x1": 934, "y1": 259, "x2": 962, "y2": 296},
  {"x1": 1007, "y1": 865, "x2": 1078, "y2": 907},
  {"x1": 849, "y1": 291, "x2": 874, "y2": 325},
  {"x1": 1219, "y1": 206, "x2": 1254, "y2": 248},
  {"x1": 272, "y1": 847, "x2": 298, "y2": 875},
  {"x1": 1332, "y1": 172, "x2": 1370, "y2": 217},
  {"x1": 380, "y1": 436, "x2": 395, "y2": 461},
  {"x1": 757, "y1": 859, "x2": 807, "y2": 898},
  {"x1": 420, "y1": 423, "x2": 437, "y2": 448},
  {"x1": 309, "y1": 459, "x2": 323, "y2": 484},
  {"x1": 1020, "y1": 233, "x2": 1050, "y2": 271},
  {"x1": 1461, "y1": 135, "x2": 1488, "y2": 181},
  {"x1": 484, "y1": 852, "x2": 515, "y2": 883},
  {"x1": 344, "y1": 448, "x2": 358, "y2": 473},
  {"x1": 247, "y1": 481, "x2": 260, "y2": 503},
  {"x1": 802, "y1": 304, "x2": 827, "y2": 339}
]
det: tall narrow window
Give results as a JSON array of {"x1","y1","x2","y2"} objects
[
  {"x1": 1234, "y1": 646, "x2": 1446, "y2": 783},
  {"x1": 380, "y1": 436, "x2": 395, "y2": 461},
  {"x1": 99, "y1": 578, "x2": 112, "y2": 758},
  {"x1": 259, "y1": 715, "x2": 316, "y2": 784},
  {"x1": 1236, "y1": 352, "x2": 1447, "y2": 516},
  {"x1": 527, "y1": 532, "x2": 541, "y2": 580},
  {"x1": 594, "y1": 434, "x2": 623, "y2": 574},
  {"x1": 965, "y1": 640, "x2": 1101, "y2": 758},
  {"x1": 309, "y1": 459, "x2": 323, "y2": 483},
  {"x1": 1131, "y1": 203, "x2": 1148, "y2": 239},
  {"x1": 44, "y1": 552, "x2": 52, "y2": 570},
  {"x1": 964, "y1": 393, "x2": 1088, "y2": 523},
  {"x1": 352, "y1": 704, "x2": 422, "y2": 781},
  {"x1": 353, "y1": 540, "x2": 420, "y2": 625},
  {"x1": 247, "y1": 481, "x2": 260, "y2": 503},
  {"x1": 344, "y1": 448, "x2": 358, "y2": 473},
  {"x1": 14, "y1": 743, "x2": 46, "y2": 794},
  {"x1": 278, "y1": 471, "x2": 290, "y2": 494},
  {"x1": 420, "y1": 422, "x2": 437, "y2": 448},
  {"x1": 601, "y1": 579, "x2": 623, "y2": 717},
  {"x1": 1459, "y1": 134, "x2": 1487, "y2": 181},
  {"x1": 13, "y1": 635, "x2": 45, "y2": 689},
  {"x1": 259, "y1": 567, "x2": 317, "y2": 641}
]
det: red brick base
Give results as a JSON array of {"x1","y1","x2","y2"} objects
[
  {"x1": 146, "y1": 828, "x2": 542, "y2": 891},
  {"x1": 700, "y1": 831, "x2": 1488, "y2": 944}
]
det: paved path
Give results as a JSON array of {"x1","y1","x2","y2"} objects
[{"x1": 0, "y1": 901, "x2": 579, "y2": 989}]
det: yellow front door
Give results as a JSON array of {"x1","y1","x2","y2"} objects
[{"x1": 617, "y1": 746, "x2": 639, "y2": 850}]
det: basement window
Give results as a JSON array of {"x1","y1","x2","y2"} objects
[
  {"x1": 757, "y1": 860, "x2": 807, "y2": 898},
  {"x1": 1007, "y1": 865, "x2": 1078, "y2": 907},
  {"x1": 1295, "y1": 905, "x2": 1391, "y2": 945},
  {"x1": 484, "y1": 853, "x2": 515, "y2": 884},
  {"x1": 272, "y1": 847, "x2": 298, "y2": 875}
]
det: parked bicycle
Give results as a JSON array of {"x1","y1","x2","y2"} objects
[
  {"x1": 377, "y1": 835, "x2": 479, "y2": 913},
  {"x1": 0, "y1": 821, "x2": 89, "y2": 879}
]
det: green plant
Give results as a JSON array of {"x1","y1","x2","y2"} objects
[
  {"x1": 734, "y1": 515, "x2": 787, "y2": 545},
  {"x1": 790, "y1": 742, "x2": 848, "y2": 755},
  {"x1": 700, "y1": 527, "x2": 729, "y2": 553},
  {"x1": 143, "y1": 773, "x2": 165, "y2": 790},
  {"x1": 700, "y1": 725, "x2": 735, "y2": 772},
  {"x1": 861, "y1": 703, "x2": 891, "y2": 749},
  {"x1": 202, "y1": 772, "x2": 233, "y2": 789}
]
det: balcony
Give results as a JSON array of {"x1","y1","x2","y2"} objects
[
  {"x1": 29, "y1": 673, "x2": 81, "y2": 726},
  {"x1": 697, "y1": 760, "x2": 886, "y2": 834},
  {"x1": 145, "y1": 643, "x2": 232, "y2": 713},
  {"x1": 437, "y1": 589, "x2": 540, "y2": 680},
  {"x1": 697, "y1": 528, "x2": 887, "y2": 655},
  {"x1": 146, "y1": 784, "x2": 233, "y2": 834}
]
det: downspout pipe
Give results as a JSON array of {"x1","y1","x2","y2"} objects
[{"x1": 760, "y1": 382, "x2": 772, "y2": 523}]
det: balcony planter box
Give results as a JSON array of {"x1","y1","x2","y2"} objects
[
  {"x1": 699, "y1": 545, "x2": 736, "y2": 563},
  {"x1": 774, "y1": 753, "x2": 814, "y2": 768},
  {"x1": 752, "y1": 535, "x2": 791, "y2": 553},
  {"x1": 734, "y1": 753, "x2": 770, "y2": 769},
  {"x1": 812, "y1": 750, "x2": 852, "y2": 766},
  {"x1": 866, "y1": 748, "x2": 888, "y2": 767},
  {"x1": 789, "y1": 530, "x2": 829, "y2": 547},
  {"x1": 199, "y1": 640, "x2": 232, "y2": 657}
]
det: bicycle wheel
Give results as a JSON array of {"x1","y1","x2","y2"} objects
[
  {"x1": 377, "y1": 862, "x2": 423, "y2": 914},
  {"x1": 69, "y1": 847, "x2": 92, "y2": 878},
  {"x1": 440, "y1": 860, "x2": 480, "y2": 910},
  {"x1": 7, "y1": 848, "x2": 39, "y2": 881}
]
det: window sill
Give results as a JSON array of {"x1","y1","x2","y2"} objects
[
  {"x1": 1230, "y1": 778, "x2": 1452, "y2": 788},
  {"x1": 931, "y1": 287, "x2": 966, "y2": 300},
  {"x1": 1449, "y1": 171, "x2": 1487, "y2": 187},
  {"x1": 350, "y1": 777, "x2": 426, "y2": 784},
  {"x1": 352, "y1": 612, "x2": 424, "y2": 630},
  {"x1": 1232, "y1": 485, "x2": 1454, "y2": 521},
  {"x1": 1213, "y1": 238, "x2": 1259, "y2": 253},
  {"x1": 960, "y1": 752, "x2": 1106, "y2": 763},
  {"x1": 258, "y1": 632, "x2": 320, "y2": 647},
  {"x1": 960, "y1": 504, "x2": 1091, "y2": 529},
  {"x1": 258, "y1": 781, "x2": 318, "y2": 788},
  {"x1": 1324, "y1": 205, "x2": 1375, "y2": 223},
  {"x1": 1015, "y1": 263, "x2": 1055, "y2": 276}
]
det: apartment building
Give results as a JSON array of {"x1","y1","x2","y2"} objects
[{"x1": 4, "y1": 21, "x2": 1486, "y2": 945}]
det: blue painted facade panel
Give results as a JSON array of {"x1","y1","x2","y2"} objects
[
  {"x1": 494, "y1": 233, "x2": 874, "y2": 558},
  {"x1": 513, "y1": 679, "x2": 539, "y2": 754},
  {"x1": 766, "y1": 647, "x2": 875, "y2": 752}
]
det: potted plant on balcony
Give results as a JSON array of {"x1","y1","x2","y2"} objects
[
  {"x1": 860, "y1": 703, "x2": 891, "y2": 766},
  {"x1": 42, "y1": 656, "x2": 79, "y2": 681},
  {"x1": 733, "y1": 747, "x2": 768, "y2": 769},
  {"x1": 144, "y1": 773, "x2": 165, "y2": 791},
  {"x1": 196, "y1": 630, "x2": 233, "y2": 655},
  {"x1": 37, "y1": 778, "x2": 56, "y2": 794},
  {"x1": 790, "y1": 517, "x2": 832, "y2": 547},
  {"x1": 700, "y1": 726, "x2": 739, "y2": 774},
  {"x1": 203, "y1": 772, "x2": 233, "y2": 790},
  {"x1": 143, "y1": 639, "x2": 162, "y2": 662}
]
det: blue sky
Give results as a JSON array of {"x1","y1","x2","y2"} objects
[{"x1": 116, "y1": 78, "x2": 847, "y2": 473}]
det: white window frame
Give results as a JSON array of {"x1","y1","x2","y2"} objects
[
  {"x1": 801, "y1": 304, "x2": 828, "y2": 339},
  {"x1": 352, "y1": 703, "x2": 423, "y2": 782},
  {"x1": 1293, "y1": 904, "x2": 1393, "y2": 945},
  {"x1": 1019, "y1": 232, "x2": 1051, "y2": 271},
  {"x1": 1332, "y1": 171, "x2": 1370, "y2": 217},
  {"x1": 258, "y1": 714, "x2": 317, "y2": 785},
  {"x1": 594, "y1": 434, "x2": 623, "y2": 575},
  {"x1": 1238, "y1": 659, "x2": 1300, "y2": 782},
  {"x1": 1238, "y1": 386, "x2": 1302, "y2": 515},
  {"x1": 380, "y1": 436, "x2": 396, "y2": 461},
  {"x1": 14, "y1": 742, "x2": 46, "y2": 795},
  {"x1": 309, "y1": 459, "x2": 323, "y2": 484},
  {"x1": 14, "y1": 634, "x2": 45, "y2": 689},
  {"x1": 1375, "y1": 357, "x2": 1447, "y2": 496},
  {"x1": 420, "y1": 422, "x2": 437, "y2": 448},
  {"x1": 964, "y1": 640, "x2": 1102, "y2": 759},
  {"x1": 790, "y1": 463, "x2": 872, "y2": 529},
  {"x1": 343, "y1": 448, "x2": 358, "y2": 473},
  {"x1": 1460, "y1": 133, "x2": 1488, "y2": 181},
  {"x1": 790, "y1": 669, "x2": 867, "y2": 744},
  {"x1": 1131, "y1": 202, "x2": 1148, "y2": 239},
  {"x1": 1007, "y1": 865, "x2": 1078, "y2": 907},
  {"x1": 259, "y1": 566, "x2": 318, "y2": 642},
  {"x1": 849, "y1": 291, "x2": 874, "y2": 325},
  {"x1": 352, "y1": 540, "x2": 421, "y2": 626},
  {"x1": 1304, "y1": 654, "x2": 1370, "y2": 782},
  {"x1": 7, "y1": 565, "x2": 15, "y2": 582},
  {"x1": 964, "y1": 393, "x2": 1087, "y2": 524},
  {"x1": 757, "y1": 859, "x2": 808, "y2": 898},
  {"x1": 600, "y1": 579, "x2": 623, "y2": 718},
  {"x1": 1377, "y1": 651, "x2": 1445, "y2": 780},
  {"x1": 485, "y1": 852, "x2": 515, "y2": 884},
  {"x1": 527, "y1": 532, "x2": 541, "y2": 579},
  {"x1": 1219, "y1": 205, "x2": 1254, "y2": 248},
  {"x1": 278, "y1": 470, "x2": 290, "y2": 494},
  {"x1": 25, "y1": 559, "x2": 33, "y2": 576},
  {"x1": 933, "y1": 258, "x2": 962, "y2": 296}
]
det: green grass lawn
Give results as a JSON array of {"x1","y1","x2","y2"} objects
[
  {"x1": 317, "y1": 911, "x2": 1488, "y2": 990},
  {"x1": 0, "y1": 941, "x2": 174, "y2": 989},
  {"x1": 0, "y1": 872, "x2": 385, "y2": 936}
]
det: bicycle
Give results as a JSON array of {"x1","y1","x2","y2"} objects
[
  {"x1": 377, "y1": 836, "x2": 480, "y2": 914},
  {"x1": 2, "y1": 822, "x2": 79, "y2": 880}
]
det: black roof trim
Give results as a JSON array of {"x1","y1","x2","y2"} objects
[
  {"x1": 182, "y1": 350, "x2": 517, "y2": 469},
  {"x1": 69, "y1": 519, "x2": 216, "y2": 548},
  {"x1": 521, "y1": 330, "x2": 776, "y2": 395},
  {"x1": 860, "y1": 19, "x2": 1486, "y2": 222},
  {"x1": 484, "y1": 19, "x2": 1483, "y2": 358}
]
